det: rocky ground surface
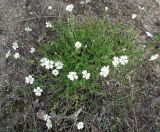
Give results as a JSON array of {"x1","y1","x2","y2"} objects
[{"x1": 0, "y1": 0, "x2": 160, "y2": 131}]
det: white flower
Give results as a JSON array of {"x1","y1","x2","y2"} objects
[
  {"x1": 30, "y1": 47, "x2": 35, "y2": 53},
  {"x1": 48, "y1": 5, "x2": 52, "y2": 10},
  {"x1": 105, "y1": 7, "x2": 109, "y2": 11},
  {"x1": 46, "y1": 119, "x2": 52, "y2": 129},
  {"x1": 112, "y1": 57, "x2": 120, "y2": 67},
  {"x1": 45, "y1": 60, "x2": 54, "y2": 69},
  {"x1": 80, "y1": 0, "x2": 91, "y2": 4},
  {"x1": 46, "y1": 21, "x2": 53, "y2": 28},
  {"x1": 43, "y1": 114, "x2": 51, "y2": 121},
  {"x1": 82, "y1": 70, "x2": 90, "y2": 80},
  {"x1": 14, "y1": 52, "x2": 20, "y2": 59},
  {"x1": 80, "y1": 1, "x2": 85, "y2": 4},
  {"x1": 100, "y1": 66, "x2": 110, "y2": 77},
  {"x1": 43, "y1": 114, "x2": 52, "y2": 129},
  {"x1": 25, "y1": 75, "x2": 34, "y2": 84},
  {"x1": 52, "y1": 69, "x2": 59, "y2": 76},
  {"x1": 132, "y1": 14, "x2": 137, "y2": 19},
  {"x1": 40, "y1": 58, "x2": 48, "y2": 67},
  {"x1": 5, "y1": 50, "x2": 11, "y2": 58},
  {"x1": 77, "y1": 122, "x2": 84, "y2": 130},
  {"x1": 12, "y1": 41, "x2": 18, "y2": 50},
  {"x1": 67, "y1": 72, "x2": 78, "y2": 81},
  {"x1": 75, "y1": 41, "x2": 82, "y2": 49},
  {"x1": 25, "y1": 27, "x2": 32, "y2": 32},
  {"x1": 55, "y1": 61, "x2": 63, "y2": 70},
  {"x1": 85, "y1": 0, "x2": 91, "y2": 3},
  {"x1": 40, "y1": 58, "x2": 54, "y2": 69},
  {"x1": 138, "y1": 6, "x2": 145, "y2": 11},
  {"x1": 119, "y1": 55, "x2": 128, "y2": 65},
  {"x1": 146, "y1": 31, "x2": 153, "y2": 37},
  {"x1": 66, "y1": 4, "x2": 74, "y2": 12},
  {"x1": 33, "y1": 87, "x2": 43, "y2": 96},
  {"x1": 149, "y1": 54, "x2": 159, "y2": 61}
]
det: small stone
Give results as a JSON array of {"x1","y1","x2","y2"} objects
[{"x1": 155, "y1": 0, "x2": 160, "y2": 6}]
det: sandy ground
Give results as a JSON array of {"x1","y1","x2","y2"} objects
[{"x1": 0, "y1": 0, "x2": 160, "y2": 131}]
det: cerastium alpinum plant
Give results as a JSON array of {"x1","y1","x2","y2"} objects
[{"x1": 37, "y1": 17, "x2": 141, "y2": 101}]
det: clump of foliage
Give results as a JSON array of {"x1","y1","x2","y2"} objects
[{"x1": 36, "y1": 17, "x2": 140, "y2": 103}]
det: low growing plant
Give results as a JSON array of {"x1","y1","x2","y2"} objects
[{"x1": 34, "y1": 17, "x2": 141, "y2": 102}]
